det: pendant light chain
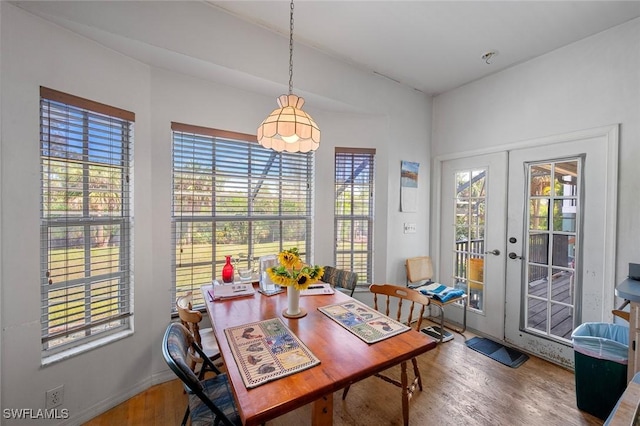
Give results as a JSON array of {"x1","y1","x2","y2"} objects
[
  {"x1": 256, "y1": 0, "x2": 320, "y2": 152},
  {"x1": 288, "y1": 0, "x2": 294, "y2": 95}
]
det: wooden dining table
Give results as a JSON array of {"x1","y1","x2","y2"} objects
[{"x1": 201, "y1": 284, "x2": 437, "y2": 425}]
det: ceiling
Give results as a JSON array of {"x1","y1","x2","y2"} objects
[
  {"x1": 12, "y1": 1, "x2": 640, "y2": 96},
  {"x1": 209, "y1": 1, "x2": 640, "y2": 95}
]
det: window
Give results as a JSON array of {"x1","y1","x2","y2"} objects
[
  {"x1": 334, "y1": 148, "x2": 375, "y2": 285},
  {"x1": 172, "y1": 123, "x2": 314, "y2": 308},
  {"x1": 40, "y1": 87, "x2": 134, "y2": 354}
]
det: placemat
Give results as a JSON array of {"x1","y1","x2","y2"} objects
[
  {"x1": 224, "y1": 317, "x2": 320, "y2": 389},
  {"x1": 318, "y1": 300, "x2": 410, "y2": 344}
]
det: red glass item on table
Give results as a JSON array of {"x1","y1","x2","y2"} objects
[{"x1": 222, "y1": 255, "x2": 234, "y2": 283}]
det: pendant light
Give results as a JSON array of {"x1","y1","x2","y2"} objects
[{"x1": 257, "y1": 0, "x2": 320, "y2": 153}]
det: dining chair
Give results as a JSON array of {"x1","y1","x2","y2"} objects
[
  {"x1": 405, "y1": 256, "x2": 468, "y2": 343},
  {"x1": 405, "y1": 256, "x2": 434, "y2": 289},
  {"x1": 162, "y1": 323, "x2": 241, "y2": 426},
  {"x1": 342, "y1": 284, "x2": 431, "y2": 426},
  {"x1": 321, "y1": 265, "x2": 358, "y2": 296},
  {"x1": 176, "y1": 291, "x2": 221, "y2": 372}
]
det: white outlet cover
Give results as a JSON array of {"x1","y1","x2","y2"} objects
[{"x1": 46, "y1": 385, "x2": 64, "y2": 409}]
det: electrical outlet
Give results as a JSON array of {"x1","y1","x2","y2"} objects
[{"x1": 46, "y1": 385, "x2": 64, "y2": 409}]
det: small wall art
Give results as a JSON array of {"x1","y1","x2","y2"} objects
[{"x1": 400, "y1": 160, "x2": 419, "y2": 212}]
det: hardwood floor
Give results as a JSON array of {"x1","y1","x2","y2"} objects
[{"x1": 84, "y1": 327, "x2": 603, "y2": 426}]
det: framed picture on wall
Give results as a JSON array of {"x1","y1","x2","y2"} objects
[{"x1": 401, "y1": 160, "x2": 419, "y2": 212}]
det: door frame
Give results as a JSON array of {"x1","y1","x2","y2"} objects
[{"x1": 431, "y1": 125, "x2": 618, "y2": 343}]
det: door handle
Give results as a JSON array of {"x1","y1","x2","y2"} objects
[
  {"x1": 485, "y1": 249, "x2": 501, "y2": 256},
  {"x1": 508, "y1": 252, "x2": 523, "y2": 260}
]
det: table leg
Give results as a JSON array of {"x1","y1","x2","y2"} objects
[
  {"x1": 312, "y1": 392, "x2": 333, "y2": 425},
  {"x1": 401, "y1": 361, "x2": 409, "y2": 426}
]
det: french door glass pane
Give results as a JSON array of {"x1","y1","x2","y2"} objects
[
  {"x1": 527, "y1": 296, "x2": 547, "y2": 332},
  {"x1": 528, "y1": 264, "x2": 548, "y2": 299},
  {"x1": 529, "y1": 199, "x2": 549, "y2": 230},
  {"x1": 530, "y1": 164, "x2": 551, "y2": 195}
]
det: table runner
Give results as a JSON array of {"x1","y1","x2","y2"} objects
[
  {"x1": 224, "y1": 317, "x2": 320, "y2": 389},
  {"x1": 318, "y1": 300, "x2": 410, "y2": 344}
]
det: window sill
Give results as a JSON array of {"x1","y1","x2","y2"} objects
[{"x1": 41, "y1": 329, "x2": 134, "y2": 367}]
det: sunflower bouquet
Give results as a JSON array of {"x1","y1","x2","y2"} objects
[{"x1": 267, "y1": 247, "x2": 324, "y2": 290}]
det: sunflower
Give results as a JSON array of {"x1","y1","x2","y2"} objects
[
  {"x1": 267, "y1": 247, "x2": 324, "y2": 290},
  {"x1": 278, "y1": 248, "x2": 300, "y2": 269},
  {"x1": 267, "y1": 268, "x2": 294, "y2": 286}
]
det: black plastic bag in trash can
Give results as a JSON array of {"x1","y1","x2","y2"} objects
[{"x1": 571, "y1": 322, "x2": 629, "y2": 420}]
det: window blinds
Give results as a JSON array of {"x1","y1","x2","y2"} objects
[
  {"x1": 40, "y1": 87, "x2": 133, "y2": 352},
  {"x1": 171, "y1": 122, "x2": 314, "y2": 308},
  {"x1": 334, "y1": 148, "x2": 376, "y2": 285}
]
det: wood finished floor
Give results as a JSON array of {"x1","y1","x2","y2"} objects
[{"x1": 84, "y1": 327, "x2": 603, "y2": 426}]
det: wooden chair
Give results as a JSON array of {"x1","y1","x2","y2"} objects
[
  {"x1": 176, "y1": 291, "x2": 221, "y2": 372},
  {"x1": 162, "y1": 323, "x2": 240, "y2": 426},
  {"x1": 321, "y1": 265, "x2": 358, "y2": 296},
  {"x1": 405, "y1": 256, "x2": 467, "y2": 342},
  {"x1": 342, "y1": 284, "x2": 431, "y2": 426}
]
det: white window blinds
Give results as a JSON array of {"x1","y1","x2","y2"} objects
[
  {"x1": 334, "y1": 148, "x2": 375, "y2": 285},
  {"x1": 40, "y1": 87, "x2": 134, "y2": 353},
  {"x1": 172, "y1": 122, "x2": 314, "y2": 308}
]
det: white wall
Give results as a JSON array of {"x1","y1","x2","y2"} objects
[
  {"x1": 432, "y1": 18, "x2": 640, "y2": 293},
  {"x1": 0, "y1": 3, "x2": 432, "y2": 423},
  {"x1": 1, "y1": 4, "x2": 155, "y2": 424}
]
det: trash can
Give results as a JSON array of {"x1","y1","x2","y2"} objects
[{"x1": 571, "y1": 322, "x2": 629, "y2": 420}]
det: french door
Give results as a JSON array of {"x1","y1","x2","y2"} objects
[
  {"x1": 504, "y1": 128, "x2": 618, "y2": 366},
  {"x1": 438, "y1": 152, "x2": 507, "y2": 339},
  {"x1": 436, "y1": 126, "x2": 618, "y2": 366}
]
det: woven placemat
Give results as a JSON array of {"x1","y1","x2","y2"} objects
[
  {"x1": 224, "y1": 317, "x2": 320, "y2": 389},
  {"x1": 318, "y1": 300, "x2": 410, "y2": 344}
]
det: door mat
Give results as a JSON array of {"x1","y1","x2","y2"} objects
[{"x1": 465, "y1": 337, "x2": 529, "y2": 368}]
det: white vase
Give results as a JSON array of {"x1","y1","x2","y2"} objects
[{"x1": 286, "y1": 286, "x2": 301, "y2": 316}]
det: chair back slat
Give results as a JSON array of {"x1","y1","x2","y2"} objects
[{"x1": 370, "y1": 284, "x2": 430, "y2": 330}]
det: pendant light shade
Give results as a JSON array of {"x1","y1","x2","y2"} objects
[
  {"x1": 257, "y1": 94, "x2": 320, "y2": 153},
  {"x1": 257, "y1": 0, "x2": 320, "y2": 153}
]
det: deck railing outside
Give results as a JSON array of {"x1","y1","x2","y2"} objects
[{"x1": 454, "y1": 237, "x2": 573, "y2": 339}]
